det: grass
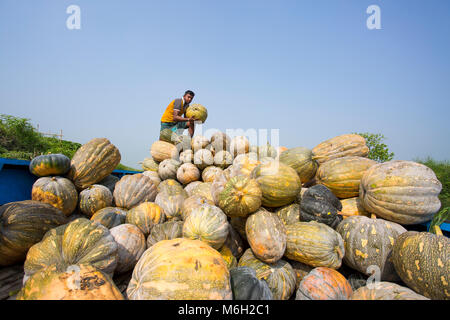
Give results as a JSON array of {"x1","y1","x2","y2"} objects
[
  {"x1": 0, "y1": 114, "x2": 140, "y2": 171},
  {"x1": 415, "y1": 157, "x2": 450, "y2": 210}
]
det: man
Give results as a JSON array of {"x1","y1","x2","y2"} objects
[{"x1": 160, "y1": 90, "x2": 196, "y2": 137}]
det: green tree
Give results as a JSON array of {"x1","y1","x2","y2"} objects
[{"x1": 355, "y1": 132, "x2": 394, "y2": 163}]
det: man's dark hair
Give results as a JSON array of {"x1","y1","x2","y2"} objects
[{"x1": 184, "y1": 90, "x2": 195, "y2": 97}]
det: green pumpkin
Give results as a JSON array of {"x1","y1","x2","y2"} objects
[
  {"x1": 230, "y1": 266, "x2": 273, "y2": 300},
  {"x1": 238, "y1": 248, "x2": 296, "y2": 300},
  {"x1": 31, "y1": 176, "x2": 78, "y2": 216},
  {"x1": 279, "y1": 147, "x2": 318, "y2": 184},
  {"x1": 67, "y1": 138, "x2": 121, "y2": 190},
  {"x1": 182, "y1": 205, "x2": 229, "y2": 250},
  {"x1": 218, "y1": 176, "x2": 262, "y2": 218},
  {"x1": 90, "y1": 207, "x2": 127, "y2": 229},
  {"x1": 24, "y1": 218, "x2": 118, "y2": 278},
  {"x1": 245, "y1": 209, "x2": 286, "y2": 264},
  {"x1": 336, "y1": 216, "x2": 407, "y2": 281},
  {"x1": 351, "y1": 282, "x2": 429, "y2": 300},
  {"x1": 146, "y1": 220, "x2": 184, "y2": 247},
  {"x1": 275, "y1": 203, "x2": 300, "y2": 226},
  {"x1": 300, "y1": 184, "x2": 343, "y2": 229},
  {"x1": 250, "y1": 160, "x2": 302, "y2": 207},
  {"x1": 392, "y1": 231, "x2": 449, "y2": 300},
  {"x1": 79, "y1": 184, "x2": 113, "y2": 217},
  {"x1": 29, "y1": 153, "x2": 71, "y2": 177},
  {"x1": 0, "y1": 201, "x2": 68, "y2": 267},
  {"x1": 285, "y1": 221, "x2": 344, "y2": 269},
  {"x1": 157, "y1": 179, "x2": 187, "y2": 197},
  {"x1": 113, "y1": 174, "x2": 158, "y2": 209}
]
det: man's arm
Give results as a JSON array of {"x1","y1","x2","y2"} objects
[{"x1": 173, "y1": 99, "x2": 192, "y2": 122}]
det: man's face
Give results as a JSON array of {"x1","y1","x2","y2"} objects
[{"x1": 184, "y1": 94, "x2": 194, "y2": 104}]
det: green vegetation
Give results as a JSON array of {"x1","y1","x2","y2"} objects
[
  {"x1": 355, "y1": 132, "x2": 395, "y2": 162},
  {"x1": 0, "y1": 114, "x2": 140, "y2": 171},
  {"x1": 415, "y1": 157, "x2": 450, "y2": 211}
]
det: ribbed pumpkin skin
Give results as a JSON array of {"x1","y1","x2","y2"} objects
[
  {"x1": 275, "y1": 204, "x2": 300, "y2": 226},
  {"x1": 317, "y1": 156, "x2": 377, "y2": 199},
  {"x1": 90, "y1": 207, "x2": 127, "y2": 229},
  {"x1": 246, "y1": 209, "x2": 286, "y2": 264},
  {"x1": 179, "y1": 150, "x2": 194, "y2": 163},
  {"x1": 336, "y1": 216, "x2": 406, "y2": 281},
  {"x1": 230, "y1": 266, "x2": 273, "y2": 300},
  {"x1": 181, "y1": 195, "x2": 214, "y2": 220},
  {"x1": 182, "y1": 205, "x2": 229, "y2": 250},
  {"x1": 285, "y1": 221, "x2": 344, "y2": 269},
  {"x1": 0, "y1": 201, "x2": 68, "y2": 266},
  {"x1": 351, "y1": 282, "x2": 429, "y2": 300},
  {"x1": 159, "y1": 128, "x2": 183, "y2": 145},
  {"x1": 184, "y1": 181, "x2": 203, "y2": 197},
  {"x1": 230, "y1": 136, "x2": 250, "y2": 157},
  {"x1": 190, "y1": 182, "x2": 214, "y2": 202},
  {"x1": 155, "y1": 193, "x2": 185, "y2": 221},
  {"x1": 219, "y1": 244, "x2": 238, "y2": 269},
  {"x1": 218, "y1": 176, "x2": 262, "y2": 218},
  {"x1": 279, "y1": 147, "x2": 318, "y2": 184},
  {"x1": 31, "y1": 176, "x2": 78, "y2": 216},
  {"x1": 150, "y1": 140, "x2": 178, "y2": 163},
  {"x1": 210, "y1": 132, "x2": 231, "y2": 152},
  {"x1": 193, "y1": 149, "x2": 214, "y2": 170},
  {"x1": 339, "y1": 197, "x2": 370, "y2": 219},
  {"x1": 97, "y1": 174, "x2": 120, "y2": 193},
  {"x1": 238, "y1": 248, "x2": 296, "y2": 300},
  {"x1": 191, "y1": 135, "x2": 210, "y2": 152},
  {"x1": 233, "y1": 153, "x2": 261, "y2": 177},
  {"x1": 79, "y1": 184, "x2": 113, "y2": 217},
  {"x1": 141, "y1": 157, "x2": 159, "y2": 172},
  {"x1": 214, "y1": 151, "x2": 233, "y2": 169},
  {"x1": 186, "y1": 104, "x2": 208, "y2": 123},
  {"x1": 158, "y1": 159, "x2": 181, "y2": 180},
  {"x1": 359, "y1": 160, "x2": 442, "y2": 225},
  {"x1": 127, "y1": 238, "x2": 231, "y2": 300},
  {"x1": 113, "y1": 174, "x2": 157, "y2": 209},
  {"x1": 142, "y1": 170, "x2": 161, "y2": 186},
  {"x1": 146, "y1": 220, "x2": 184, "y2": 247},
  {"x1": 300, "y1": 184, "x2": 343, "y2": 229},
  {"x1": 29, "y1": 154, "x2": 71, "y2": 177},
  {"x1": 24, "y1": 218, "x2": 118, "y2": 278},
  {"x1": 110, "y1": 224, "x2": 146, "y2": 274},
  {"x1": 312, "y1": 134, "x2": 369, "y2": 165},
  {"x1": 67, "y1": 138, "x2": 121, "y2": 190},
  {"x1": 295, "y1": 267, "x2": 353, "y2": 300},
  {"x1": 158, "y1": 179, "x2": 187, "y2": 197},
  {"x1": 17, "y1": 264, "x2": 124, "y2": 300},
  {"x1": 202, "y1": 166, "x2": 224, "y2": 183},
  {"x1": 250, "y1": 160, "x2": 302, "y2": 207},
  {"x1": 176, "y1": 163, "x2": 200, "y2": 185},
  {"x1": 125, "y1": 202, "x2": 165, "y2": 236},
  {"x1": 392, "y1": 231, "x2": 449, "y2": 300}
]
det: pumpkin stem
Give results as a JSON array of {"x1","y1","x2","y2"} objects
[{"x1": 434, "y1": 225, "x2": 443, "y2": 236}]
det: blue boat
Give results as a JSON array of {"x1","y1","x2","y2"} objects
[
  {"x1": 0, "y1": 157, "x2": 448, "y2": 234},
  {"x1": 0, "y1": 157, "x2": 141, "y2": 206}
]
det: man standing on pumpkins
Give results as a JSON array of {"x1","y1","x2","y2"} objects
[{"x1": 160, "y1": 90, "x2": 196, "y2": 137}]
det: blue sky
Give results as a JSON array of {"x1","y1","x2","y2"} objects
[{"x1": 1, "y1": 0, "x2": 449, "y2": 168}]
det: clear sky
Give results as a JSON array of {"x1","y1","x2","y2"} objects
[{"x1": 1, "y1": 0, "x2": 449, "y2": 168}]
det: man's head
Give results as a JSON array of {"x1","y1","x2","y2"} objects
[{"x1": 183, "y1": 90, "x2": 195, "y2": 104}]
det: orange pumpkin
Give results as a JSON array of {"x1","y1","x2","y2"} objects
[{"x1": 295, "y1": 267, "x2": 353, "y2": 300}]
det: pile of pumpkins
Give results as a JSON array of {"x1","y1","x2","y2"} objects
[{"x1": 0, "y1": 130, "x2": 448, "y2": 300}]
